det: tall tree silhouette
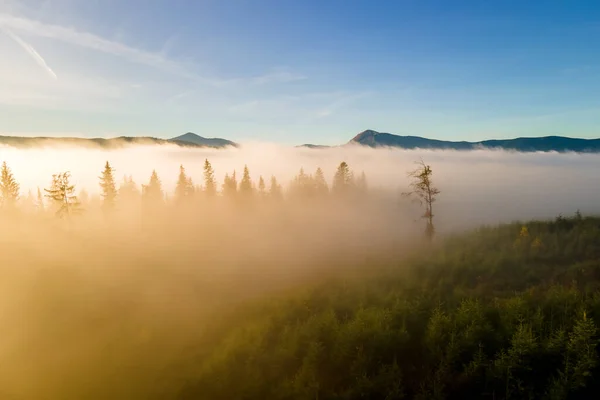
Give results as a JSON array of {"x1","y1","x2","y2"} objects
[
  {"x1": 314, "y1": 167, "x2": 329, "y2": 196},
  {"x1": 44, "y1": 172, "x2": 81, "y2": 218},
  {"x1": 142, "y1": 170, "x2": 164, "y2": 207},
  {"x1": 99, "y1": 161, "x2": 117, "y2": 212},
  {"x1": 0, "y1": 161, "x2": 20, "y2": 209},
  {"x1": 332, "y1": 161, "x2": 353, "y2": 195},
  {"x1": 222, "y1": 170, "x2": 238, "y2": 198},
  {"x1": 239, "y1": 165, "x2": 254, "y2": 197},
  {"x1": 203, "y1": 159, "x2": 217, "y2": 197},
  {"x1": 403, "y1": 159, "x2": 440, "y2": 241},
  {"x1": 258, "y1": 176, "x2": 266, "y2": 197},
  {"x1": 270, "y1": 176, "x2": 283, "y2": 200},
  {"x1": 175, "y1": 165, "x2": 194, "y2": 203}
]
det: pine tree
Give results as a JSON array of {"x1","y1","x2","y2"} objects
[
  {"x1": 119, "y1": 175, "x2": 140, "y2": 207},
  {"x1": 258, "y1": 176, "x2": 266, "y2": 197},
  {"x1": 99, "y1": 161, "x2": 117, "y2": 212},
  {"x1": 356, "y1": 171, "x2": 368, "y2": 194},
  {"x1": 142, "y1": 170, "x2": 164, "y2": 206},
  {"x1": 314, "y1": 167, "x2": 329, "y2": 196},
  {"x1": 0, "y1": 161, "x2": 20, "y2": 209},
  {"x1": 203, "y1": 159, "x2": 217, "y2": 197},
  {"x1": 175, "y1": 165, "x2": 194, "y2": 203},
  {"x1": 222, "y1": 170, "x2": 238, "y2": 198},
  {"x1": 239, "y1": 165, "x2": 253, "y2": 196},
  {"x1": 44, "y1": 172, "x2": 81, "y2": 218},
  {"x1": 403, "y1": 159, "x2": 440, "y2": 241},
  {"x1": 270, "y1": 176, "x2": 283, "y2": 200},
  {"x1": 332, "y1": 161, "x2": 352, "y2": 195}
]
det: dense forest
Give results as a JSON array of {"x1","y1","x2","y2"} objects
[{"x1": 0, "y1": 157, "x2": 599, "y2": 399}]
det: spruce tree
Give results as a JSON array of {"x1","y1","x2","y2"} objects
[
  {"x1": 239, "y1": 165, "x2": 253, "y2": 196},
  {"x1": 0, "y1": 161, "x2": 20, "y2": 209},
  {"x1": 203, "y1": 159, "x2": 217, "y2": 197},
  {"x1": 222, "y1": 170, "x2": 238, "y2": 198},
  {"x1": 314, "y1": 167, "x2": 329, "y2": 196},
  {"x1": 44, "y1": 172, "x2": 81, "y2": 218},
  {"x1": 258, "y1": 176, "x2": 266, "y2": 197},
  {"x1": 269, "y1": 176, "x2": 283, "y2": 200},
  {"x1": 175, "y1": 165, "x2": 194, "y2": 202},
  {"x1": 332, "y1": 161, "x2": 352, "y2": 195},
  {"x1": 142, "y1": 170, "x2": 163, "y2": 206},
  {"x1": 99, "y1": 161, "x2": 117, "y2": 212},
  {"x1": 119, "y1": 175, "x2": 140, "y2": 207}
]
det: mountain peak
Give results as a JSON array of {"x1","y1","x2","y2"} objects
[
  {"x1": 350, "y1": 129, "x2": 380, "y2": 145},
  {"x1": 169, "y1": 132, "x2": 238, "y2": 148}
]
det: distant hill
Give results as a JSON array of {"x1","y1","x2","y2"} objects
[
  {"x1": 348, "y1": 129, "x2": 600, "y2": 153},
  {"x1": 0, "y1": 133, "x2": 237, "y2": 149},
  {"x1": 296, "y1": 144, "x2": 332, "y2": 149},
  {"x1": 169, "y1": 132, "x2": 238, "y2": 148}
]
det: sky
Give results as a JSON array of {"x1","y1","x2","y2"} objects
[{"x1": 1, "y1": 0, "x2": 600, "y2": 145}]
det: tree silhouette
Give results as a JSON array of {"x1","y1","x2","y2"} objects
[
  {"x1": 44, "y1": 172, "x2": 81, "y2": 218},
  {"x1": 203, "y1": 159, "x2": 217, "y2": 197},
  {"x1": 142, "y1": 170, "x2": 164, "y2": 207},
  {"x1": 99, "y1": 161, "x2": 117, "y2": 212},
  {"x1": 314, "y1": 167, "x2": 329, "y2": 196},
  {"x1": 258, "y1": 176, "x2": 266, "y2": 197},
  {"x1": 403, "y1": 159, "x2": 440, "y2": 241},
  {"x1": 270, "y1": 176, "x2": 283, "y2": 200},
  {"x1": 0, "y1": 161, "x2": 20, "y2": 209},
  {"x1": 239, "y1": 165, "x2": 253, "y2": 197},
  {"x1": 332, "y1": 161, "x2": 353, "y2": 195},
  {"x1": 175, "y1": 165, "x2": 194, "y2": 203},
  {"x1": 222, "y1": 170, "x2": 238, "y2": 198}
]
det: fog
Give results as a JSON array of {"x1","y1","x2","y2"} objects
[
  {"x1": 0, "y1": 142, "x2": 599, "y2": 399},
  {"x1": 2, "y1": 142, "x2": 600, "y2": 230}
]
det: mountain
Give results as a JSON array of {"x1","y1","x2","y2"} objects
[
  {"x1": 296, "y1": 144, "x2": 332, "y2": 149},
  {"x1": 348, "y1": 129, "x2": 600, "y2": 152},
  {"x1": 0, "y1": 133, "x2": 236, "y2": 149},
  {"x1": 169, "y1": 132, "x2": 238, "y2": 148}
]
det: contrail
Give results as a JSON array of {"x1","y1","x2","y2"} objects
[{"x1": 1, "y1": 27, "x2": 58, "y2": 80}]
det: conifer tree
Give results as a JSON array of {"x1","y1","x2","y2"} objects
[
  {"x1": 119, "y1": 175, "x2": 140, "y2": 207},
  {"x1": 222, "y1": 170, "x2": 238, "y2": 198},
  {"x1": 44, "y1": 172, "x2": 81, "y2": 218},
  {"x1": 0, "y1": 161, "x2": 20, "y2": 209},
  {"x1": 203, "y1": 159, "x2": 217, "y2": 197},
  {"x1": 270, "y1": 176, "x2": 283, "y2": 200},
  {"x1": 356, "y1": 171, "x2": 368, "y2": 194},
  {"x1": 99, "y1": 161, "x2": 117, "y2": 212},
  {"x1": 142, "y1": 170, "x2": 164, "y2": 206},
  {"x1": 314, "y1": 167, "x2": 329, "y2": 196},
  {"x1": 258, "y1": 176, "x2": 266, "y2": 197},
  {"x1": 175, "y1": 165, "x2": 194, "y2": 202},
  {"x1": 403, "y1": 159, "x2": 440, "y2": 241},
  {"x1": 332, "y1": 161, "x2": 353, "y2": 195},
  {"x1": 239, "y1": 165, "x2": 253, "y2": 196}
]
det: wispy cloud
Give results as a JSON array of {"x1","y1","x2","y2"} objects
[
  {"x1": 0, "y1": 12, "x2": 306, "y2": 88},
  {"x1": 1, "y1": 26, "x2": 57, "y2": 80}
]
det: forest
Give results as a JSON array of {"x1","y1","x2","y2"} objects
[{"x1": 0, "y1": 156, "x2": 599, "y2": 400}]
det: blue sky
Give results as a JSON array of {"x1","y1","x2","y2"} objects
[{"x1": 1, "y1": 0, "x2": 600, "y2": 145}]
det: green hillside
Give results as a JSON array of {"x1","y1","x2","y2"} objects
[{"x1": 176, "y1": 213, "x2": 600, "y2": 400}]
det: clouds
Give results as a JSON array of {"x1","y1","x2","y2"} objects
[{"x1": 1, "y1": 26, "x2": 57, "y2": 80}]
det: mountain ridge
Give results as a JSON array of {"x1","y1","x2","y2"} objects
[
  {"x1": 346, "y1": 129, "x2": 600, "y2": 153},
  {"x1": 0, "y1": 132, "x2": 237, "y2": 149}
]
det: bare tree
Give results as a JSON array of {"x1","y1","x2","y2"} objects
[{"x1": 402, "y1": 159, "x2": 440, "y2": 241}]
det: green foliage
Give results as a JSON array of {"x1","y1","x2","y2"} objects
[{"x1": 179, "y1": 214, "x2": 600, "y2": 400}]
